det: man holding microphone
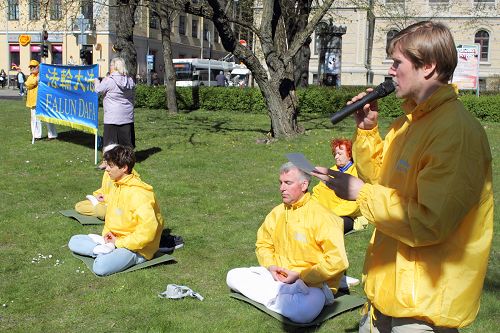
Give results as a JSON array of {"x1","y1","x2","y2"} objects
[{"x1": 313, "y1": 21, "x2": 493, "y2": 332}]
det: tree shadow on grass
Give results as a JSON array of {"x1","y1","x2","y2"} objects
[{"x1": 135, "y1": 147, "x2": 162, "y2": 163}]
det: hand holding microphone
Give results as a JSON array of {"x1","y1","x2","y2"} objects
[{"x1": 330, "y1": 80, "x2": 396, "y2": 126}]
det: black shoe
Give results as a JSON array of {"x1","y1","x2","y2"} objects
[{"x1": 159, "y1": 234, "x2": 184, "y2": 253}]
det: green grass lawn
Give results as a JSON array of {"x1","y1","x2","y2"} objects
[{"x1": 0, "y1": 100, "x2": 498, "y2": 332}]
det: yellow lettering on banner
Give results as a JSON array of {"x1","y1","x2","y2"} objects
[
  {"x1": 45, "y1": 93, "x2": 53, "y2": 112},
  {"x1": 69, "y1": 99, "x2": 77, "y2": 116},
  {"x1": 78, "y1": 98, "x2": 97, "y2": 121}
]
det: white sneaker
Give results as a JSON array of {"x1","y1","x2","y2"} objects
[
  {"x1": 158, "y1": 284, "x2": 204, "y2": 301},
  {"x1": 339, "y1": 275, "x2": 360, "y2": 289}
]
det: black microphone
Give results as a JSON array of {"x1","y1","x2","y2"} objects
[{"x1": 330, "y1": 80, "x2": 396, "y2": 125}]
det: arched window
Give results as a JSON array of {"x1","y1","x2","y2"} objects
[
  {"x1": 475, "y1": 30, "x2": 489, "y2": 61},
  {"x1": 386, "y1": 29, "x2": 399, "y2": 56}
]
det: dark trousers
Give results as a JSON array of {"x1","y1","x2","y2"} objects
[{"x1": 103, "y1": 123, "x2": 135, "y2": 149}]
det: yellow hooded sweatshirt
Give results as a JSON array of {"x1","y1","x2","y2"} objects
[
  {"x1": 102, "y1": 172, "x2": 164, "y2": 260},
  {"x1": 25, "y1": 73, "x2": 39, "y2": 108},
  {"x1": 256, "y1": 192, "x2": 349, "y2": 293},
  {"x1": 353, "y1": 84, "x2": 493, "y2": 328},
  {"x1": 312, "y1": 163, "x2": 360, "y2": 218}
]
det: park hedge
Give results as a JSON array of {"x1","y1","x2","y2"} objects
[{"x1": 134, "y1": 84, "x2": 500, "y2": 122}]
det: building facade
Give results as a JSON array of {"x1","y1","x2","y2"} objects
[
  {"x1": 254, "y1": 0, "x2": 499, "y2": 90},
  {"x1": 0, "y1": 0, "x2": 228, "y2": 84}
]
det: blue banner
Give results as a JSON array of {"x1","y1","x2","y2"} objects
[{"x1": 36, "y1": 64, "x2": 99, "y2": 134}]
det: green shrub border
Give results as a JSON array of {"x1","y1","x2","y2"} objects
[{"x1": 133, "y1": 84, "x2": 500, "y2": 122}]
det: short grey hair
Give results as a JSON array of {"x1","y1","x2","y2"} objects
[
  {"x1": 280, "y1": 162, "x2": 311, "y2": 184},
  {"x1": 110, "y1": 57, "x2": 128, "y2": 76}
]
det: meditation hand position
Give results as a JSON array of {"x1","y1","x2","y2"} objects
[
  {"x1": 68, "y1": 145, "x2": 164, "y2": 276},
  {"x1": 227, "y1": 162, "x2": 348, "y2": 324}
]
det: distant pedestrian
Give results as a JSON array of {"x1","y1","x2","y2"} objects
[
  {"x1": 0, "y1": 69, "x2": 6, "y2": 88},
  {"x1": 216, "y1": 71, "x2": 226, "y2": 87},
  {"x1": 17, "y1": 68, "x2": 25, "y2": 96}
]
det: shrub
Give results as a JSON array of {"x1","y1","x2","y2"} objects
[{"x1": 133, "y1": 84, "x2": 499, "y2": 122}]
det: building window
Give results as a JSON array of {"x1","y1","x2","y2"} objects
[
  {"x1": 179, "y1": 16, "x2": 186, "y2": 35},
  {"x1": 29, "y1": 0, "x2": 40, "y2": 20},
  {"x1": 52, "y1": 45, "x2": 63, "y2": 65},
  {"x1": 214, "y1": 28, "x2": 219, "y2": 43},
  {"x1": 386, "y1": 0, "x2": 404, "y2": 3},
  {"x1": 475, "y1": 30, "x2": 489, "y2": 61},
  {"x1": 474, "y1": 0, "x2": 494, "y2": 2},
  {"x1": 204, "y1": 24, "x2": 209, "y2": 41},
  {"x1": 314, "y1": 33, "x2": 320, "y2": 55},
  {"x1": 8, "y1": 0, "x2": 19, "y2": 20},
  {"x1": 9, "y1": 45, "x2": 20, "y2": 68},
  {"x1": 50, "y1": 0, "x2": 62, "y2": 20},
  {"x1": 386, "y1": 29, "x2": 399, "y2": 55},
  {"x1": 429, "y1": 0, "x2": 449, "y2": 3},
  {"x1": 81, "y1": 0, "x2": 93, "y2": 20},
  {"x1": 149, "y1": 11, "x2": 159, "y2": 29},
  {"x1": 192, "y1": 19, "x2": 198, "y2": 38}
]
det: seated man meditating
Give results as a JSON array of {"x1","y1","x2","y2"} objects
[
  {"x1": 68, "y1": 145, "x2": 164, "y2": 276},
  {"x1": 312, "y1": 138, "x2": 364, "y2": 234},
  {"x1": 226, "y1": 162, "x2": 348, "y2": 324}
]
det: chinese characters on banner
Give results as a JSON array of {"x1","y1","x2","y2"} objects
[
  {"x1": 36, "y1": 64, "x2": 99, "y2": 134},
  {"x1": 453, "y1": 44, "x2": 480, "y2": 94}
]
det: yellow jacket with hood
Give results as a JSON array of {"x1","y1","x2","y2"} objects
[
  {"x1": 92, "y1": 169, "x2": 140, "y2": 204},
  {"x1": 312, "y1": 163, "x2": 360, "y2": 218},
  {"x1": 256, "y1": 192, "x2": 349, "y2": 293},
  {"x1": 102, "y1": 172, "x2": 164, "y2": 260},
  {"x1": 353, "y1": 84, "x2": 493, "y2": 328},
  {"x1": 25, "y1": 73, "x2": 38, "y2": 108}
]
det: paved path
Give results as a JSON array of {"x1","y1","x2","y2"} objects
[{"x1": 0, "y1": 87, "x2": 24, "y2": 100}]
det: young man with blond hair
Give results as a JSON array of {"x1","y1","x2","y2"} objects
[{"x1": 313, "y1": 21, "x2": 493, "y2": 332}]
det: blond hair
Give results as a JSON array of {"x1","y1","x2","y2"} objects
[
  {"x1": 387, "y1": 21, "x2": 457, "y2": 83},
  {"x1": 110, "y1": 57, "x2": 128, "y2": 76}
]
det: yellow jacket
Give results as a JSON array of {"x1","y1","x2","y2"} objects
[
  {"x1": 25, "y1": 73, "x2": 38, "y2": 108},
  {"x1": 93, "y1": 169, "x2": 140, "y2": 203},
  {"x1": 353, "y1": 84, "x2": 493, "y2": 328},
  {"x1": 103, "y1": 172, "x2": 164, "y2": 260},
  {"x1": 312, "y1": 163, "x2": 360, "y2": 218},
  {"x1": 256, "y1": 192, "x2": 349, "y2": 293}
]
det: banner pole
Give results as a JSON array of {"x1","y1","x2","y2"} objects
[{"x1": 95, "y1": 133, "x2": 98, "y2": 165}]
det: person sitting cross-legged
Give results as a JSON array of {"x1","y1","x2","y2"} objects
[
  {"x1": 226, "y1": 162, "x2": 348, "y2": 324},
  {"x1": 68, "y1": 145, "x2": 164, "y2": 276}
]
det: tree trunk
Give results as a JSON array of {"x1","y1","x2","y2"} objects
[
  {"x1": 114, "y1": 0, "x2": 139, "y2": 79},
  {"x1": 155, "y1": 2, "x2": 178, "y2": 113},
  {"x1": 255, "y1": 74, "x2": 302, "y2": 138}
]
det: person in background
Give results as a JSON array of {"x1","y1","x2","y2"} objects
[
  {"x1": 0, "y1": 69, "x2": 7, "y2": 88},
  {"x1": 94, "y1": 57, "x2": 136, "y2": 169},
  {"x1": 17, "y1": 67, "x2": 26, "y2": 96},
  {"x1": 25, "y1": 60, "x2": 57, "y2": 141},
  {"x1": 312, "y1": 21, "x2": 493, "y2": 332},
  {"x1": 312, "y1": 138, "x2": 365, "y2": 234},
  {"x1": 216, "y1": 71, "x2": 227, "y2": 87}
]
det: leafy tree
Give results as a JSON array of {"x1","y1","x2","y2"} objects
[{"x1": 158, "y1": 0, "x2": 336, "y2": 139}]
